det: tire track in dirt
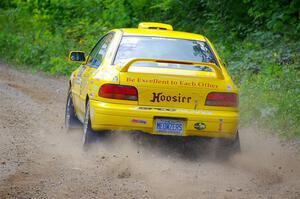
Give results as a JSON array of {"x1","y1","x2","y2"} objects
[{"x1": 0, "y1": 63, "x2": 300, "y2": 199}]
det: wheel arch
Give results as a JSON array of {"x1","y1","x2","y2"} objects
[{"x1": 68, "y1": 80, "x2": 72, "y2": 92}]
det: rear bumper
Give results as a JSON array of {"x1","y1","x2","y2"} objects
[{"x1": 89, "y1": 100, "x2": 238, "y2": 139}]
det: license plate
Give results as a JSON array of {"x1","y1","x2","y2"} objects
[{"x1": 155, "y1": 118, "x2": 184, "y2": 135}]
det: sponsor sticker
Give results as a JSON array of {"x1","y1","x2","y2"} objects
[
  {"x1": 131, "y1": 119, "x2": 147, "y2": 124},
  {"x1": 194, "y1": 122, "x2": 206, "y2": 130},
  {"x1": 125, "y1": 77, "x2": 218, "y2": 89},
  {"x1": 150, "y1": 92, "x2": 192, "y2": 103}
]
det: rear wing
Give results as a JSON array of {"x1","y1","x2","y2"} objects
[{"x1": 118, "y1": 58, "x2": 224, "y2": 80}]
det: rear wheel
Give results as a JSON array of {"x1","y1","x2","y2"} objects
[
  {"x1": 229, "y1": 131, "x2": 241, "y2": 153},
  {"x1": 65, "y1": 91, "x2": 80, "y2": 129},
  {"x1": 215, "y1": 131, "x2": 241, "y2": 158},
  {"x1": 82, "y1": 101, "x2": 99, "y2": 149}
]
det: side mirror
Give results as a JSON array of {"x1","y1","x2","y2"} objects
[{"x1": 68, "y1": 51, "x2": 86, "y2": 62}]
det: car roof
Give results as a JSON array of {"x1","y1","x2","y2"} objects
[{"x1": 119, "y1": 28, "x2": 207, "y2": 41}]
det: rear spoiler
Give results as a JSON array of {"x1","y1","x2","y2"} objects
[{"x1": 118, "y1": 58, "x2": 224, "y2": 80}]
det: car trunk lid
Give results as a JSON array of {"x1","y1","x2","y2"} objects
[{"x1": 117, "y1": 59, "x2": 228, "y2": 110}]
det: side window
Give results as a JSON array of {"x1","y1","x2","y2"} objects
[{"x1": 87, "y1": 33, "x2": 114, "y2": 68}]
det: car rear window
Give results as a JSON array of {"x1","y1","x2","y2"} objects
[{"x1": 113, "y1": 36, "x2": 217, "y2": 69}]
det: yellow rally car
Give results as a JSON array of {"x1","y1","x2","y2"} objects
[{"x1": 65, "y1": 22, "x2": 240, "y2": 151}]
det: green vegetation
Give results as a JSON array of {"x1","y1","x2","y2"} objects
[{"x1": 0, "y1": 0, "x2": 299, "y2": 138}]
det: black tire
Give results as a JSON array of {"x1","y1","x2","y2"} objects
[
  {"x1": 219, "y1": 131, "x2": 241, "y2": 152},
  {"x1": 230, "y1": 131, "x2": 241, "y2": 153},
  {"x1": 65, "y1": 91, "x2": 80, "y2": 129},
  {"x1": 212, "y1": 131, "x2": 241, "y2": 160},
  {"x1": 82, "y1": 101, "x2": 98, "y2": 149}
]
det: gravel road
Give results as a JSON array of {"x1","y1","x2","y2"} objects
[{"x1": 0, "y1": 63, "x2": 300, "y2": 199}]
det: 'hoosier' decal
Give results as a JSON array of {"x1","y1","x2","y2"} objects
[{"x1": 150, "y1": 92, "x2": 192, "y2": 103}]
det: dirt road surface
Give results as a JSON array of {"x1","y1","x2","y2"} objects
[{"x1": 0, "y1": 63, "x2": 300, "y2": 199}]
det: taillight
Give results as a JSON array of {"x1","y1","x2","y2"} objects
[
  {"x1": 205, "y1": 92, "x2": 238, "y2": 107},
  {"x1": 99, "y1": 84, "x2": 138, "y2": 101}
]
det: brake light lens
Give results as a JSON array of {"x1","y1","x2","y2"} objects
[
  {"x1": 99, "y1": 84, "x2": 138, "y2": 101},
  {"x1": 205, "y1": 92, "x2": 238, "y2": 107}
]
